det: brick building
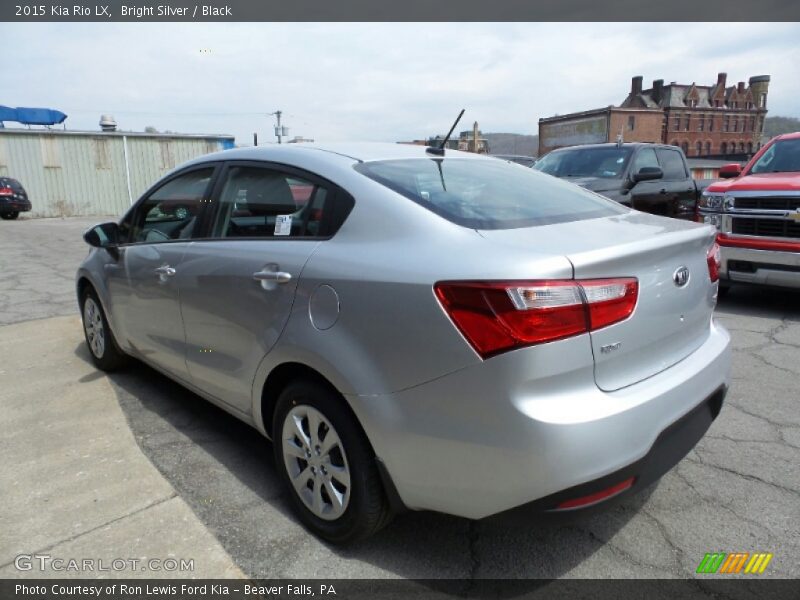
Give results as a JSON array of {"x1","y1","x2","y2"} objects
[{"x1": 539, "y1": 72, "x2": 770, "y2": 159}]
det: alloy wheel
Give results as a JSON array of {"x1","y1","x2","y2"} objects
[
  {"x1": 281, "y1": 405, "x2": 351, "y2": 521},
  {"x1": 83, "y1": 297, "x2": 105, "y2": 359}
]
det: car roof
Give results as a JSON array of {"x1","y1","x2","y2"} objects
[
  {"x1": 774, "y1": 131, "x2": 800, "y2": 141},
  {"x1": 198, "y1": 142, "x2": 490, "y2": 165},
  {"x1": 548, "y1": 142, "x2": 669, "y2": 153}
]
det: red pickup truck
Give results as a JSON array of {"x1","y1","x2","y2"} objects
[{"x1": 697, "y1": 132, "x2": 800, "y2": 291}]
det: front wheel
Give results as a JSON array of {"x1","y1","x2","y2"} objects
[
  {"x1": 273, "y1": 380, "x2": 393, "y2": 544},
  {"x1": 81, "y1": 288, "x2": 128, "y2": 371},
  {"x1": 0, "y1": 211, "x2": 19, "y2": 220}
]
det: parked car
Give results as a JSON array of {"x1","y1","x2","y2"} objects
[
  {"x1": 534, "y1": 143, "x2": 710, "y2": 220},
  {"x1": 0, "y1": 177, "x2": 31, "y2": 219},
  {"x1": 698, "y1": 132, "x2": 800, "y2": 291},
  {"x1": 77, "y1": 143, "x2": 730, "y2": 543},
  {"x1": 490, "y1": 154, "x2": 537, "y2": 168}
]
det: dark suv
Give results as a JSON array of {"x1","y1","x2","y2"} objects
[{"x1": 0, "y1": 177, "x2": 31, "y2": 220}]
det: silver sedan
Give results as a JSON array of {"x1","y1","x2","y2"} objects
[{"x1": 77, "y1": 143, "x2": 731, "y2": 543}]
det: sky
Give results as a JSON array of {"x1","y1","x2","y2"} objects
[{"x1": 3, "y1": 22, "x2": 799, "y2": 145}]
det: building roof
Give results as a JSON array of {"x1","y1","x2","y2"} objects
[{"x1": 0, "y1": 127, "x2": 234, "y2": 140}]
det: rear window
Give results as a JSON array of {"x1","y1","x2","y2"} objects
[{"x1": 355, "y1": 158, "x2": 625, "y2": 230}]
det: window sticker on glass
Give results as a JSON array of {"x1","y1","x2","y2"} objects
[{"x1": 275, "y1": 214, "x2": 293, "y2": 236}]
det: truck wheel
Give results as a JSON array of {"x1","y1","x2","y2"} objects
[
  {"x1": 1, "y1": 211, "x2": 19, "y2": 220},
  {"x1": 273, "y1": 380, "x2": 393, "y2": 544}
]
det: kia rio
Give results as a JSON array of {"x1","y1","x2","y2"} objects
[{"x1": 77, "y1": 143, "x2": 731, "y2": 543}]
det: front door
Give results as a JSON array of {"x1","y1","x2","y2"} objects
[{"x1": 106, "y1": 166, "x2": 217, "y2": 379}]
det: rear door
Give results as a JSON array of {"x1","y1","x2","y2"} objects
[
  {"x1": 655, "y1": 147, "x2": 697, "y2": 219},
  {"x1": 177, "y1": 162, "x2": 346, "y2": 412},
  {"x1": 105, "y1": 165, "x2": 217, "y2": 378},
  {"x1": 629, "y1": 147, "x2": 666, "y2": 213}
]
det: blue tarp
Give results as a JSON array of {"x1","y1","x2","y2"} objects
[{"x1": 0, "y1": 106, "x2": 68, "y2": 126}]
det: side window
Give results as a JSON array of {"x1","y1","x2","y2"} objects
[
  {"x1": 655, "y1": 148, "x2": 688, "y2": 180},
  {"x1": 631, "y1": 148, "x2": 659, "y2": 174},
  {"x1": 211, "y1": 166, "x2": 330, "y2": 239},
  {"x1": 129, "y1": 168, "x2": 214, "y2": 244}
]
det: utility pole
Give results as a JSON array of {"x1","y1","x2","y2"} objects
[{"x1": 270, "y1": 110, "x2": 290, "y2": 144}]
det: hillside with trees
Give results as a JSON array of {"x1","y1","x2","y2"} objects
[{"x1": 764, "y1": 116, "x2": 800, "y2": 138}]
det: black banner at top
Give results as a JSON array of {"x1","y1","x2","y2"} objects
[{"x1": 2, "y1": 0, "x2": 800, "y2": 22}]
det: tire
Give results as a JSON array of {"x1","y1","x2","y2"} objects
[
  {"x1": 273, "y1": 380, "x2": 393, "y2": 544},
  {"x1": 0, "y1": 211, "x2": 19, "y2": 220},
  {"x1": 80, "y1": 287, "x2": 128, "y2": 371}
]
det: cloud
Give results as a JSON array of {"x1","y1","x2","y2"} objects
[{"x1": 3, "y1": 22, "x2": 798, "y2": 144}]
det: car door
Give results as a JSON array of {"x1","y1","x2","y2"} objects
[
  {"x1": 177, "y1": 162, "x2": 344, "y2": 412},
  {"x1": 628, "y1": 147, "x2": 665, "y2": 214},
  {"x1": 655, "y1": 147, "x2": 695, "y2": 219},
  {"x1": 104, "y1": 165, "x2": 218, "y2": 379}
]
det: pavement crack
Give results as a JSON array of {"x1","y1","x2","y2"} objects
[{"x1": 0, "y1": 492, "x2": 178, "y2": 570}]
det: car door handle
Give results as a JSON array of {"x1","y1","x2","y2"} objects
[
  {"x1": 253, "y1": 270, "x2": 292, "y2": 284},
  {"x1": 154, "y1": 265, "x2": 176, "y2": 277}
]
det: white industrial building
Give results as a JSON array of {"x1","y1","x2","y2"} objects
[{"x1": 0, "y1": 123, "x2": 234, "y2": 217}]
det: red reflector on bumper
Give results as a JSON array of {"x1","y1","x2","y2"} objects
[{"x1": 555, "y1": 477, "x2": 636, "y2": 510}]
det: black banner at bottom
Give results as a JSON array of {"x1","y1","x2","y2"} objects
[{"x1": 2, "y1": 579, "x2": 798, "y2": 600}]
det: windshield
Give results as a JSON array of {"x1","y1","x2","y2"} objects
[
  {"x1": 355, "y1": 158, "x2": 626, "y2": 230},
  {"x1": 534, "y1": 147, "x2": 633, "y2": 179},
  {"x1": 749, "y1": 138, "x2": 800, "y2": 174}
]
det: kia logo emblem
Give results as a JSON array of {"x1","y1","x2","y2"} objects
[{"x1": 673, "y1": 266, "x2": 690, "y2": 287}]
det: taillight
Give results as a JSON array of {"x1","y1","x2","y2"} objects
[
  {"x1": 434, "y1": 278, "x2": 638, "y2": 359},
  {"x1": 0, "y1": 187, "x2": 13, "y2": 196},
  {"x1": 707, "y1": 242, "x2": 721, "y2": 283}
]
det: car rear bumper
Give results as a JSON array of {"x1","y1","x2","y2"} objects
[
  {"x1": 348, "y1": 319, "x2": 731, "y2": 519},
  {"x1": 0, "y1": 198, "x2": 32, "y2": 212},
  {"x1": 721, "y1": 244, "x2": 800, "y2": 289}
]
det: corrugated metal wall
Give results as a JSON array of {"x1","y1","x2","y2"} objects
[{"x1": 0, "y1": 131, "x2": 231, "y2": 218}]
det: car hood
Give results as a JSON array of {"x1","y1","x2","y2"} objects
[
  {"x1": 706, "y1": 172, "x2": 800, "y2": 193},
  {"x1": 563, "y1": 176, "x2": 623, "y2": 193}
]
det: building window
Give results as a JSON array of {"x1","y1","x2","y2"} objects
[
  {"x1": 159, "y1": 140, "x2": 175, "y2": 169},
  {"x1": 759, "y1": 93, "x2": 766, "y2": 108},
  {"x1": 705, "y1": 141, "x2": 712, "y2": 155},
  {"x1": 671, "y1": 140, "x2": 680, "y2": 147},
  {"x1": 723, "y1": 115, "x2": 730, "y2": 132},
  {"x1": 714, "y1": 100, "x2": 721, "y2": 108},
  {"x1": 627, "y1": 115, "x2": 635, "y2": 131},
  {"x1": 673, "y1": 114, "x2": 681, "y2": 131},
  {"x1": 732, "y1": 116, "x2": 738, "y2": 132},
  {"x1": 684, "y1": 114, "x2": 691, "y2": 131},
  {"x1": 695, "y1": 141, "x2": 702, "y2": 156},
  {"x1": 708, "y1": 116, "x2": 714, "y2": 132},
  {"x1": 93, "y1": 138, "x2": 111, "y2": 170},
  {"x1": 749, "y1": 116, "x2": 755, "y2": 132},
  {"x1": 681, "y1": 141, "x2": 689, "y2": 155},
  {"x1": 747, "y1": 142, "x2": 753, "y2": 154},
  {"x1": 698, "y1": 116, "x2": 704, "y2": 132},
  {"x1": 739, "y1": 142, "x2": 745, "y2": 153},
  {"x1": 721, "y1": 142, "x2": 728, "y2": 154},
  {"x1": 41, "y1": 137, "x2": 62, "y2": 168}
]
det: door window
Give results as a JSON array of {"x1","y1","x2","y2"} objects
[
  {"x1": 211, "y1": 166, "x2": 330, "y2": 238},
  {"x1": 129, "y1": 168, "x2": 214, "y2": 243},
  {"x1": 631, "y1": 148, "x2": 659, "y2": 174},
  {"x1": 655, "y1": 148, "x2": 688, "y2": 180}
]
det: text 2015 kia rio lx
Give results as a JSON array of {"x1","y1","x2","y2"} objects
[{"x1": 77, "y1": 143, "x2": 730, "y2": 543}]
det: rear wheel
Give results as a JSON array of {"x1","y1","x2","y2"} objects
[
  {"x1": 0, "y1": 211, "x2": 19, "y2": 220},
  {"x1": 81, "y1": 288, "x2": 128, "y2": 371},
  {"x1": 273, "y1": 380, "x2": 393, "y2": 543}
]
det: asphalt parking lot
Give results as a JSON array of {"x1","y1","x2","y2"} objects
[{"x1": 1, "y1": 216, "x2": 798, "y2": 579}]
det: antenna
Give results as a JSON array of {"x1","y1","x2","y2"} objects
[{"x1": 427, "y1": 109, "x2": 465, "y2": 156}]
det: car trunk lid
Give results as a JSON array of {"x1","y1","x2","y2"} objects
[{"x1": 479, "y1": 212, "x2": 718, "y2": 391}]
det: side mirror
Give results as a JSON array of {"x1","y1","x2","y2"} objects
[
  {"x1": 631, "y1": 166, "x2": 664, "y2": 183},
  {"x1": 83, "y1": 221, "x2": 120, "y2": 248},
  {"x1": 719, "y1": 163, "x2": 743, "y2": 179}
]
